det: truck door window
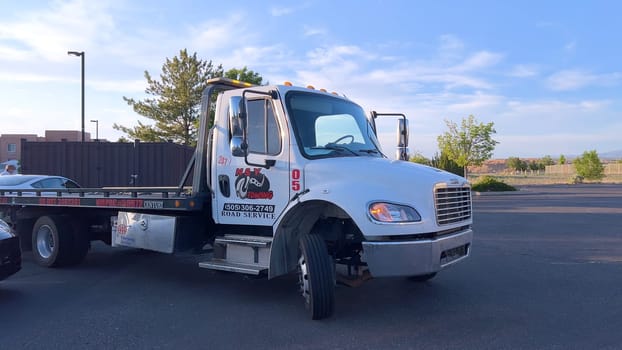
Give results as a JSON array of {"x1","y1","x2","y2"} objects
[{"x1": 246, "y1": 99, "x2": 281, "y2": 155}]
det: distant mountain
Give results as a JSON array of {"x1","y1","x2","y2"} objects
[{"x1": 600, "y1": 150, "x2": 622, "y2": 160}]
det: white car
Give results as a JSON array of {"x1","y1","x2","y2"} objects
[{"x1": 0, "y1": 175, "x2": 80, "y2": 194}]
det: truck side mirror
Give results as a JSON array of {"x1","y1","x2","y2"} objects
[
  {"x1": 397, "y1": 118, "x2": 409, "y2": 161},
  {"x1": 229, "y1": 96, "x2": 247, "y2": 157},
  {"x1": 397, "y1": 118, "x2": 409, "y2": 148}
]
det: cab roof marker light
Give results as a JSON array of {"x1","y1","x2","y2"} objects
[
  {"x1": 306, "y1": 85, "x2": 315, "y2": 89},
  {"x1": 320, "y1": 88, "x2": 327, "y2": 92},
  {"x1": 284, "y1": 81, "x2": 293, "y2": 86},
  {"x1": 332, "y1": 92, "x2": 338, "y2": 95},
  {"x1": 206, "y1": 77, "x2": 254, "y2": 88},
  {"x1": 231, "y1": 79, "x2": 252, "y2": 87}
]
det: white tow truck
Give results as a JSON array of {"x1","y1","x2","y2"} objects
[{"x1": 0, "y1": 78, "x2": 473, "y2": 319}]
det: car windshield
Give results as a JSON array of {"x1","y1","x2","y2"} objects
[{"x1": 285, "y1": 91, "x2": 383, "y2": 159}]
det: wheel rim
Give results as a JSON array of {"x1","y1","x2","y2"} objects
[
  {"x1": 36, "y1": 224, "x2": 54, "y2": 259},
  {"x1": 298, "y1": 255, "x2": 310, "y2": 306}
]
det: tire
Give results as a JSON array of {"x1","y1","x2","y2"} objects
[
  {"x1": 68, "y1": 220, "x2": 90, "y2": 265},
  {"x1": 298, "y1": 234, "x2": 335, "y2": 320},
  {"x1": 408, "y1": 272, "x2": 437, "y2": 282},
  {"x1": 32, "y1": 216, "x2": 75, "y2": 267}
]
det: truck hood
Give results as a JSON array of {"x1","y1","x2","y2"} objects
[
  {"x1": 302, "y1": 157, "x2": 470, "y2": 236},
  {"x1": 304, "y1": 157, "x2": 466, "y2": 194}
]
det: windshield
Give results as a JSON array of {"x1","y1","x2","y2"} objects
[{"x1": 285, "y1": 91, "x2": 383, "y2": 159}]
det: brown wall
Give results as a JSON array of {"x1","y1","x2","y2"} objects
[
  {"x1": 0, "y1": 134, "x2": 39, "y2": 163},
  {"x1": 20, "y1": 141, "x2": 195, "y2": 188},
  {"x1": 44, "y1": 130, "x2": 91, "y2": 142}
]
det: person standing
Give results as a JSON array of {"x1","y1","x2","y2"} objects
[{"x1": 0, "y1": 164, "x2": 17, "y2": 175}]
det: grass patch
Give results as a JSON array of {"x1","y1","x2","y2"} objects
[
  {"x1": 469, "y1": 174, "x2": 622, "y2": 186},
  {"x1": 471, "y1": 175, "x2": 517, "y2": 192}
]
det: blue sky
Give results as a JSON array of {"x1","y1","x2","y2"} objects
[{"x1": 1, "y1": 0, "x2": 620, "y2": 158}]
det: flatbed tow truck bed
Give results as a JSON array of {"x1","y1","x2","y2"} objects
[{"x1": 0, "y1": 187, "x2": 204, "y2": 212}]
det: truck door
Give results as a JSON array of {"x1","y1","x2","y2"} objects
[{"x1": 214, "y1": 96, "x2": 290, "y2": 227}]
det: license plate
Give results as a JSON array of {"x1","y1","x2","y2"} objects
[{"x1": 440, "y1": 244, "x2": 468, "y2": 265}]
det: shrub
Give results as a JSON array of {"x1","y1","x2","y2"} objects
[
  {"x1": 471, "y1": 176, "x2": 517, "y2": 192},
  {"x1": 573, "y1": 150, "x2": 604, "y2": 181}
]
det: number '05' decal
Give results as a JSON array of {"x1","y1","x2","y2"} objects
[{"x1": 291, "y1": 169, "x2": 301, "y2": 191}]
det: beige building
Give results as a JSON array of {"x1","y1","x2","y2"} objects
[{"x1": 0, "y1": 130, "x2": 91, "y2": 163}]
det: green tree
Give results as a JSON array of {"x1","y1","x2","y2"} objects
[
  {"x1": 540, "y1": 155, "x2": 555, "y2": 167},
  {"x1": 431, "y1": 152, "x2": 464, "y2": 176},
  {"x1": 409, "y1": 152, "x2": 431, "y2": 165},
  {"x1": 559, "y1": 154, "x2": 566, "y2": 165},
  {"x1": 535, "y1": 155, "x2": 555, "y2": 173},
  {"x1": 574, "y1": 150, "x2": 605, "y2": 181},
  {"x1": 437, "y1": 115, "x2": 498, "y2": 178},
  {"x1": 528, "y1": 160, "x2": 541, "y2": 172},
  {"x1": 506, "y1": 157, "x2": 524, "y2": 172},
  {"x1": 114, "y1": 49, "x2": 224, "y2": 146},
  {"x1": 224, "y1": 66, "x2": 263, "y2": 85}
]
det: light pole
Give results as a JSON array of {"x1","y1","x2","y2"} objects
[
  {"x1": 90, "y1": 119, "x2": 98, "y2": 140},
  {"x1": 67, "y1": 50, "x2": 85, "y2": 142}
]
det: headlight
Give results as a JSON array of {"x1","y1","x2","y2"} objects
[{"x1": 368, "y1": 202, "x2": 421, "y2": 223}]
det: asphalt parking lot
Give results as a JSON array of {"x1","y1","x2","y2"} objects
[{"x1": 1, "y1": 184, "x2": 621, "y2": 349}]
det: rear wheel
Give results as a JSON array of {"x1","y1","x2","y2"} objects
[
  {"x1": 298, "y1": 234, "x2": 335, "y2": 320},
  {"x1": 32, "y1": 216, "x2": 86, "y2": 267}
]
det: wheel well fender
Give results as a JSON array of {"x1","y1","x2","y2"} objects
[{"x1": 268, "y1": 200, "x2": 349, "y2": 279}]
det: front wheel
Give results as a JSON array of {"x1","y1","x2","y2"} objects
[{"x1": 298, "y1": 234, "x2": 335, "y2": 320}]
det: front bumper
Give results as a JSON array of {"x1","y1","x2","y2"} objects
[
  {"x1": 0, "y1": 236, "x2": 22, "y2": 281},
  {"x1": 361, "y1": 228, "x2": 473, "y2": 277}
]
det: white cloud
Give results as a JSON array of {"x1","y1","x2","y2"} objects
[
  {"x1": 438, "y1": 34, "x2": 465, "y2": 60},
  {"x1": 366, "y1": 67, "x2": 492, "y2": 91},
  {"x1": 303, "y1": 25, "x2": 327, "y2": 37},
  {"x1": 224, "y1": 45, "x2": 294, "y2": 71},
  {"x1": 271, "y1": 6, "x2": 294, "y2": 16},
  {"x1": 190, "y1": 13, "x2": 250, "y2": 52},
  {"x1": 509, "y1": 64, "x2": 539, "y2": 78},
  {"x1": 0, "y1": 0, "x2": 116, "y2": 63},
  {"x1": 0, "y1": 71, "x2": 68, "y2": 83},
  {"x1": 0, "y1": 45, "x2": 30, "y2": 61},
  {"x1": 306, "y1": 45, "x2": 370, "y2": 66},
  {"x1": 452, "y1": 51, "x2": 503, "y2": 72},
  {"x1": 547, "y1": 70, "x2": 622, "y2": 91},
  {"x1": 88, "y1": 79, "x2": 145, "y2": 94},
  {"x1": 446, "y1": 92, "x2": 503, "y2": 112}
]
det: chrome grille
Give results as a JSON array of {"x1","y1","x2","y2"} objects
[{"x1": 435, "y1": 186, "x2": 472, "y2": 225}]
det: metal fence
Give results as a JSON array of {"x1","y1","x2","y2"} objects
[
  {"x1": 20, "y1": 140, "x2": 195, "y2": 188},
  {"x1": 605, "y1": 163, "x2": 622, "y2": 175}
]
